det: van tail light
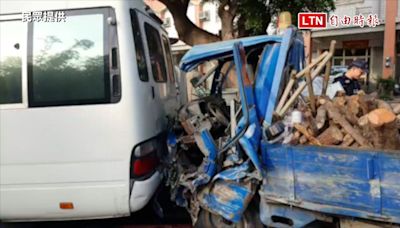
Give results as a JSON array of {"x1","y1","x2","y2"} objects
[
  {"x1": 133, "y1": 155, "x2": 159, "y2": 177},
  {"x1": 131, "y1": 138, "x2": 160, "y2": 178}
]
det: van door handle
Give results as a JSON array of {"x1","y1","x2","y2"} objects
[
  {"x1": 151, "y1": 86, "x2": 155, "y2": 99},
  {"x1": 111, "y1": 47, "x2": 118, "y2": 69}
]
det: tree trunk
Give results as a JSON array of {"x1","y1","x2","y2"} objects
[
  {"x1": 218, "y1": 0, "x2": 237, "y2": 40},
  {"x1": 159, "y1": 0, "x2": 220, "y2": 45}
]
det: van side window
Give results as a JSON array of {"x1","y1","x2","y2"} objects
[
  {"x1": 28, "y1": 10, "x2": 111, "y2": 107},
  {"x1": 144, "y1": 23, "x2": 167, "y2": 83},
  {"x1": 0, "y1": 20, "x2": 23, "y2": 105},
  {"x1": 162, "y1": 35, "x2": 175, "y2": 83},
  {"x1": 130, "y1": 10, "x2": 148, "y2": 81}
]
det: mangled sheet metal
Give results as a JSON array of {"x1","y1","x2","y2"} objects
[{"x1": 164, "y1": 29, "x2": 301, "y2": 224}]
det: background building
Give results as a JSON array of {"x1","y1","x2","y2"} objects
[{"x1": 308, "y1": 0, "x2": 399, "y2": 87}]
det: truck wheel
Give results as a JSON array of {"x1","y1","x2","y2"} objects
[{"x1": 195, "y1": 208, "x2": 263, "y2": 228}]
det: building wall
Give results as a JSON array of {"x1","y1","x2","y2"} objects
[
  {"x1": 147, "y1": 0, "x2": 221, "y2": 41},
  {"x1": 311, "y1": 0, "x2": 400, "y2": 83},
  {"x1": 187, "y1": 2, "x2": 197, "y2": 24},
  {"x1": 329, "y1": 0, "x2": 384, "y2": 28},
  {"x1": 201, "y1": 1, "x2": 221, "y2": 35},
  {"x1": 371, "y1": 46, "x2": 383, "y2": 81},
  {"x1": 312, "y1": 31, "x2": 384, "y2": 85},
  {"x1": 163, "y1": 10, "x2": 178, "y2": 38}
]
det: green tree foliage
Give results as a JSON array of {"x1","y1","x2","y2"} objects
[
  {"x1": 0, "y1": 36, "x2": 105, "y2": 104},
  {"x1": 0, "y1": 57, "x2": 22, "y2": 104},
  {"x1": 32, "y1": 37, "x2": 104, "y2": 103},
  {"x1": 237, "y1": 0, "x2": 335, "y2": 35}
]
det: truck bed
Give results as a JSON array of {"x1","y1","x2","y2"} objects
[{"x1": 261, "y1": 142, "x2": 400, "y2": 224}]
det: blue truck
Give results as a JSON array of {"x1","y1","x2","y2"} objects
[{"x1": 166, "y1": 28, "x2": 400, "y2": 227}]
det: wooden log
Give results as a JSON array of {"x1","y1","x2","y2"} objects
[
  {"x1": 295, "y1": 51, "x2": 329, "y2": 79},
  {"x1": 325, "y1": 101, "x2": 373, "y2": 148},
  {"x1": 359, "y1": 118, "x2": 400, "y2": 150},
  {"x1": 357, "y1": 115, "x2": 369, "y2": 127},
  {"x1": 299, "y1": 135, "x2": 308, "y2": 144},
  {"x1": 376, "y1": 99, "x2": 393, "y2": 112},
  {"x1": 380, "y1": 121, "x2": 400, "y2": 150},
  {"x1": 322, "y1": 40, "x2": 337, "y2": 95},
  {"x1": 290, "y1": 131, "x2": 301, "y2": 145},
  {"x1": 318, "y1": 97, "x2": 328, "y2": 106},
  {"x1": 278, "y1": 53, "x2": 333, "y2": 117},
  {"x1": 359, "y1": 92, "x2": 378, "y2": 115},
  {"x1": 344, "y1": 111, "x2": 359, "y2": 126},
  {"x1": 357, "y1": 114, "x2": 376, "y2": 150},
  {"x1": 392, "y1": 103, "x2": 400, "y2": 114},
  {"x1": 276, "y1": 70, "x2": 297, "y2": 113},
  {"x1": 340, "y1": 127, "x2": 348, "y2": 135},
  {"x1": 358, "y1": 109, "x2": 399, "y2": 150},
  {"x1": 305, "y1": 69, "x2": 316, "y2": 114},
  {"x1": 294, "y1": 124, "x2": 322, "y2": 146},
  {"x1": 357, "y1": 90, "x2": 366, "y2": 96},
  {"x1": 350, "y1": 142, "x2": 360, "y2": 148},
  {"x1": 345, "y1": 95, "x2": 361, "y2": 125},
  {"x1": 336, "y1": 91, "x2": 346, "y2": 97},
  {"x1": 302, "y1": 109, "x2": 319, "y2": 136},
  {"x1": 333, "y1": 96, "x2": 346, "y2": 108},
  {"x1": 341, "y1": 134, "x2": 355, "y2": 147},
  {"x1": 346, "y1": 95, "x2": 361, "y2": 115},
  {"x1": 317, "y1": 125, "x2": 344, "y2": 145},
  {"x1": 366, "y1": 108, "x2": 396, "y2": 128},
  {"x1": 315, "y1": 105, "x2": 327, "y2": 130}
]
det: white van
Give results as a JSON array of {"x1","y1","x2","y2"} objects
[{"x1": 0, "y1": 0, "x2": 178, "y2": 221}]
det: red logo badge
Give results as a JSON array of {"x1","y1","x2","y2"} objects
[{"x1": 298, "y1": 13, "x2": 327, "y2": 29}]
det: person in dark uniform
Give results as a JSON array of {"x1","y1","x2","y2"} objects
[{"x1": 333, "y1": 59, "x2": 369, "y2": 96}]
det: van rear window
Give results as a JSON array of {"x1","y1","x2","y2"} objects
[{"x1": 28, "y1": 9, "x2": 111, "y2": 107}]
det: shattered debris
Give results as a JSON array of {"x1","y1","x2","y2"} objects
[{"x1": 165, "y1": 95, "x2": 258, "y2": 224}]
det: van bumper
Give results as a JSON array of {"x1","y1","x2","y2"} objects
[{"x1": 129, "y1": 171, "x2": 162, "y2": 212}]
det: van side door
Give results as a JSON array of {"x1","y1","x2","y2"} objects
[{"x1": 135, "y1": 11, "x2": 170, "y2": 131}]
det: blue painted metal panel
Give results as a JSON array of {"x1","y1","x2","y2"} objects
[
  {"x1": 201, "y1": 180, "x2": 254, "y2": 223},
  {"x1": 179, "y1": 35, "x2": 281, "y2": 72},
  {"x1": 263, "y1": 29, "x2": 294, "y2": 126},
  {"x1": 254, "y1": 44, "x2": 281, "y2": 120},
  {"x1": 261, "y1": 142, "x2": 400, "y2": 224},
  {"x1": 191, "y1": 130, "x2": 218, "y2": 188},
  {"x1": 379, "y1": 152, "x2": 400, "y2": 218},
  {"x1": 294, "y1": 180, "x2": 375, "y2": 211},
  {"x1": 232, "y1": 41, "x2": 263, "y2": 174},
  {"x1": 287, "y1": 38, "x2": 305, "y2": 72}
]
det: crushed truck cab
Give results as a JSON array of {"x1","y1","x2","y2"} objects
[{"x1": 166, "y1": 28, "x2": 400, "y2": 227}]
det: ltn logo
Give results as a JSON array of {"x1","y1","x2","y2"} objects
[{"x1": 298, "y1": 13, "x2": 327, "y2": 29}]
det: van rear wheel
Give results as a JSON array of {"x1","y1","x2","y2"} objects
[{"x1": 195, "y1": 207, "x2": 263, "y2": 228}]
